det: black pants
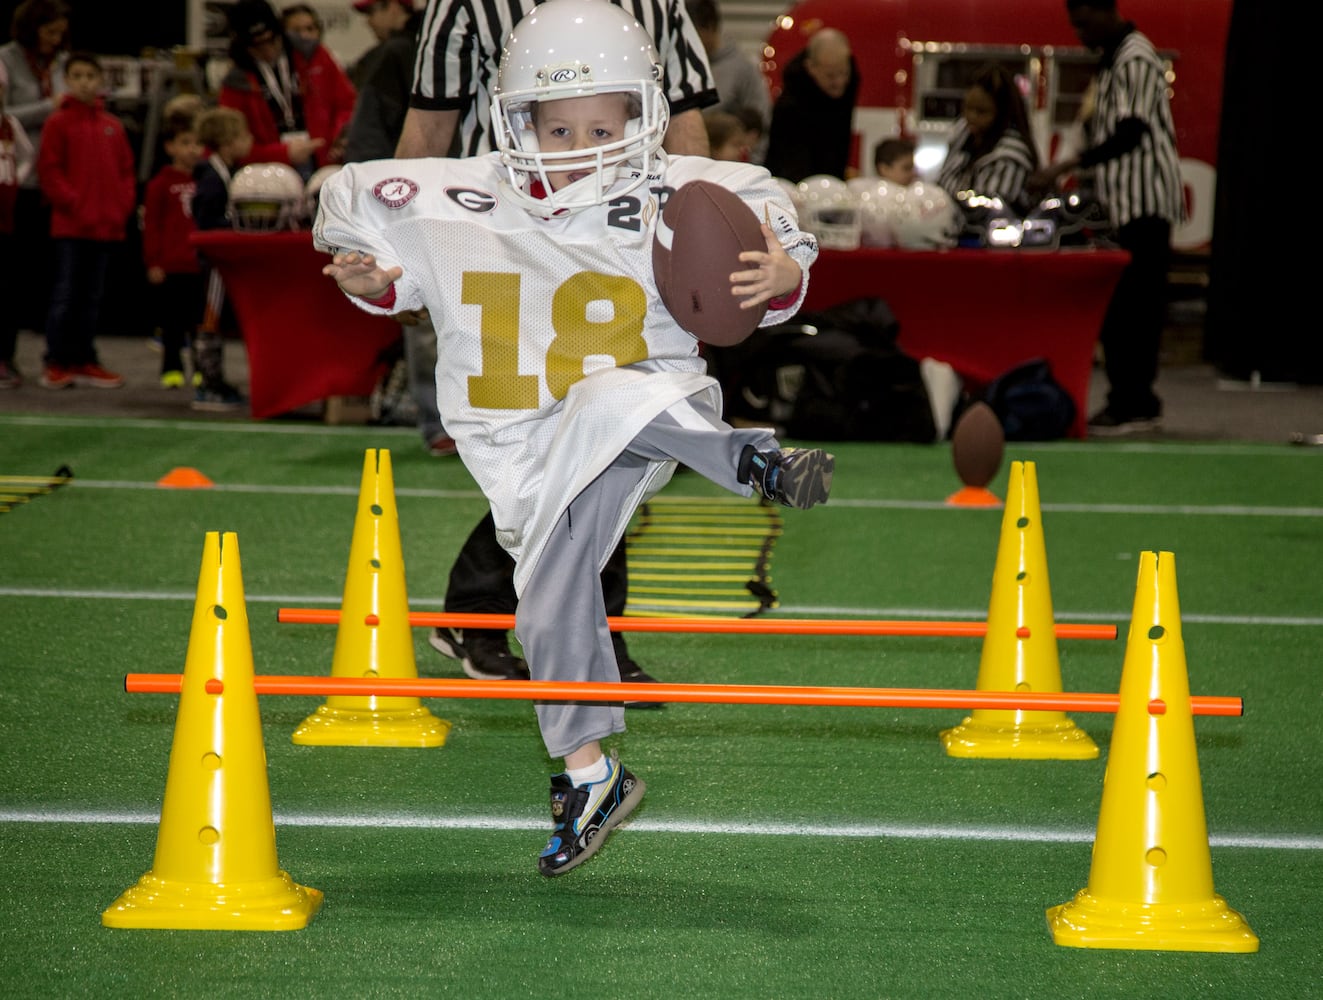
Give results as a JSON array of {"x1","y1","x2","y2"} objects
[
  {"x1": 444, "y1": 512, "x2": 631, "y2": 650},
  {"x1": 152, "y1": 272, "x2": 203, "y2": 374},
  {"x1": 1101, "y1": 216, "x2": 1172, "y2": 419}
]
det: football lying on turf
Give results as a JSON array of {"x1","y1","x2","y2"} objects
[
  {"x1": 951, "y1": 401, "x2": 1005, "y2": 487},
  {"x1": 653, "y1": 180, "x2": 769, "y2": 346}
]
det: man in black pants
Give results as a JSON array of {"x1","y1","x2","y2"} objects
[
  {"x1": 430, "y1": 514, "x2": 648, "y2": 694},
  {"x1": 1028, "y1": 0, "x2": 1183, "y2": 435}
]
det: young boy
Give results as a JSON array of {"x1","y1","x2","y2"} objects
[
  {"x1": 316, "y1": 0, "x2": 831, "y2": 878},
  {"x1": 0, "y1": 58, "x2": 35, "y2": 389},
  {"x1": 874, "y1": 136, "x2": 917, "y2": 186},
  {"x1": 189, "y1": 105, "x2": 251, "y2": 409},
  {"x1": 141, "y1": 114, "x2": 205, "y2": 388},
  {"x1": 37, "y1": 52, "x2": 135, "y2": 390}
]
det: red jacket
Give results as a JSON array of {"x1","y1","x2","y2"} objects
[
  {"x1": 219, "y1": 46, "x2": 356, "y2": 167},
  {"x1": 142, "y1": 165, "x2": 200, "y2": 274},
  {"x1": 38, "y1": 95, "x2": 136, "y2": 241}
]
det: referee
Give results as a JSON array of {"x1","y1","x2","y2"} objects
[
  {"x1": 391, "y1": 0, "x2": 719, "y2": 692},
  {"x1": 1030, "y1": 0, "x2": 1183, "y2": 435}
]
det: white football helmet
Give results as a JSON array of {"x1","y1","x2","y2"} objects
[
  {"x1": 856, "y1": 179, "x2": 901, "y2": 248},
  {"x1": 797, "y1": 174, "x2": 861, "y2": 250},
  {"x1": 490, "y1": 0, "x2": 670, "y2": 214},
  {"x1": 889, "y1": 181, "x2": 958, "y2": 250},
  {"x1": 228, "y1": 162, "x2": 305, "y2": 232},
  {"x1": 304, "y1": 164, "x2": 342, "y2": 219}
]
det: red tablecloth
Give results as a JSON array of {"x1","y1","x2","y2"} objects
[
  {"x1": 802, "y1": 246, "x2": 1130, "y2": 438},
  {"x1": 190, "y1": 231, "x2": 401, "y2": 419}
]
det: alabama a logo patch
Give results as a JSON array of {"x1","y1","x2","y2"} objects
[{"x1": 373, "y1": 177, "x2": 420, "y2": 209}]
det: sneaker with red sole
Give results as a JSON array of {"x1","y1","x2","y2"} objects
[
  {"x1": 40, "y1": 364, "x2": 75, "y2": 389},
  {"x1": 70, "y1": 362, "x2": 125, "y2": 388}
]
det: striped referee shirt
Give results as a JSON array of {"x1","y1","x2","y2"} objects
[
  {"x1": 1080, "y1": 27, "x2": 1184, "y2": 229},
  {"x1": 935, "y1": 120, "x2": 1037, "y2": 206},
  {"x1": 409, "y1": 0, "x2": 718, "y2": 157}
]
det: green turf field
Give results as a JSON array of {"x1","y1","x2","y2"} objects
[{"x1": 2, "y1": 413, "x2": 1320, "y2": 998}]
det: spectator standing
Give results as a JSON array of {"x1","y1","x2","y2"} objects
[
  {"x1": 393, "y1": 0, "x2": 717, "y2": 692},
  {"x1": 0, "y1": 0, "x2": 69, "y2": 338},
  {"x1": 686, "y1": 0, "x2": 770, "y2": 161},
  {"x1": 874, "y1": 136, "x2": 916, "y2": 186},
  {"x1": 142, "y1": 114, "x2": 205, "y2": 389},
  {"x1": 218, "y1": 0, "x2": 354, "y2": 179},
  {"x1": 188, "y1": 106, "x2": 251, "y2": 409},
  {"x1": 935, "y1": 64, "x2": 1038, "y2": 209},
  {"x1": 36, "y1": 52, "x2": 133, "y2": 390},
  {"x1": 347, "y1": 0, "x2": 415, "y2": 92},
  {"x1": 0, "y1": 59, "x2": 36, "y2": 388},
  {"x1": 763, "y1": 27, "x2": 859, "y2": 183},
  {"x1": 280, "y1": 4, "x2": 355, "y2": 165},
  {"x1": 341, "y1": 0, "x2": 450, "y2": 451},
  {"x1": 1028, "y1": 0, "x2": 1183, "y2": 434}
]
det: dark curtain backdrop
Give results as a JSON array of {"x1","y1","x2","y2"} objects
[{"x1": 1203, "y1": 1, "x2": 1318, "y2": 382}]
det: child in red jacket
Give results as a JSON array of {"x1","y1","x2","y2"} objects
[
  {"x1": 141, "y1": 113, "x2": 204, "y2": 388},
  {"x1": 37, "y1": 52, "x2": 135, "y2": 390}
]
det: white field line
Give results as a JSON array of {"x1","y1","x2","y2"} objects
[
  {"x1": 4, "y1": 413, "x2": 1314, "y2": 457},
  {"x1": 1, "y1": 807, "x2": 1318, "y2": 851},
  {"x1": 3, "y1": 586, "x2": 1321, "y2": 627},
  {"x1": 35, "y1": 477, "x2": 1323, "y2": 517}
]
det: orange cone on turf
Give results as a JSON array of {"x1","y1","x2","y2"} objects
[
  {"x1": 157, "y1": 466, "x2": 214, "y2": 489},
  {"x1": 103, "y1": 531, "x2": 322, "y2": 930},
  {"x1": 940, "y1": 460, "x2": 1097, "y2": 759},
  {"x1": 293, "y1": 448, "x2": 450, "y2": 747},
  {"x1": 1046, "y1": 551, "x2": 1258, "y2": 952}
]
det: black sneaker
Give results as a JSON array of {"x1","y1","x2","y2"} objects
[
  {"x1": 615, "y1": 643, "x2": 664, "y2": 710},
  {"x1": 1087, "y1": 408, "x2": 1162, "y2": 437},
  {"x1": 428, "y1": 627, "x2": 530, "y2": 680},
  {"x1": 538, "y1": 752, "x2": 645, "y2": 877},
  {"x1": 738, "y1": 445, "x2": 834, "y2": 508}
]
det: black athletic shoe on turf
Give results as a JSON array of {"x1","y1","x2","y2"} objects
[
  {"x1": 428, "y1": 627, "x2": 530, "y2": 680},
  {"x1": 613, "y1": 634, "x2": 663, "y2": 710},
  {"x1": 738, "y1": 445, "x2": 835, "y2": 509},
  {"x1": 538, "y1": 752, "x2": 645, "y2": 877}
]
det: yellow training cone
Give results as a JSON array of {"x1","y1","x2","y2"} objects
[
  {"x1": 293, "y1": 449, "x2": 450, "y2": 747},
  {"x1": 940, "y1": 461, "x2": 1097, "y2": 759},
  {"x1": 1046, "y1": 551, "x2": 1258, "y2": 952},
  {"x1": 103, "y1": 532, "x2": 322, "y2": 930}
]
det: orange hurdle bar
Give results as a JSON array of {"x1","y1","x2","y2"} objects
[
  {"x1": 123, "y1": 674, "x2": 1242, "y2": 716},
  {"x1": 275, "y1": 609, "x2": 1116, "y2": 641}
]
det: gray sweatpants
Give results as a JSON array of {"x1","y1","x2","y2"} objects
[{"x1": 514, "y1": 395, "x2": 779, "y2": 759}]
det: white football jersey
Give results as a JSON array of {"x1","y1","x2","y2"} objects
[{"x1": 314, "y1": 152, "x2": 817, "y2": 591}]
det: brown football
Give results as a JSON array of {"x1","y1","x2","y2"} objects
[
  {"x1": 653, "y1": 179, "x2": 769, "y2": 346},
  {"x1": 951, "y1": 401, "x2": 1005, "y2": 487}
]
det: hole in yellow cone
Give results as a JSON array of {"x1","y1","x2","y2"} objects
[
  {"x1": 1146, "y1": 771, "x2": 1167, "y2": 791},
  {"x1": 1148, "y1": 625, "x2": 1166, "y2": 641},
  {"x1": 371, "y1": 504, "x2": 384, "y2": 515},
  {"x1": 363, "y1": 669, "x2": 379, "y2": 678},
  {"x1": 1146, "y1": 846, "x2": 1167, "y2": 867},
  {"x1": 201, "y1": 752, "x2": 221, "y2": 771},
  {"x1": 212, "y1": 605, "x2": 228, "y2": 620},
  {"x1": 199, "y1": 826, "x2": 220, "y2": 845},
  {"x1": 1016, "y1": 516, "x2": 1029, "y2": 528},
  {"x1": 1016, "y1": 571, "x2": 1028, "y2": 582},
  {"x1": 370, "y1": 558, "x2": 381, "y2": 568},
  {"x1": 1015, "y1": 681, "x2": 1031, "y2": 692}
]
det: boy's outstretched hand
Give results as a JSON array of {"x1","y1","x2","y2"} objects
[
  {"x1": 322, "y1": 250, "x2": 403, "y2": 301},
  {"x1": 730, "y1": 224, "x2": 802, "y2": 309}
]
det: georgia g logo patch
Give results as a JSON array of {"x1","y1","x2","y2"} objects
[{"x1": 372, "y1": 177, "x2": 420, "y2": 209}]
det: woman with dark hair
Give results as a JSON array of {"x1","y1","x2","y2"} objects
[
  {"x1": 936, "y1": 63, "x2": 1039, "y2": 209},
  {"x1": 0, "y1": 0, "x2": 70, "y2": 340},
  {"x1": 218, "y1": 0, "x2": 356, "y2": 178}
]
